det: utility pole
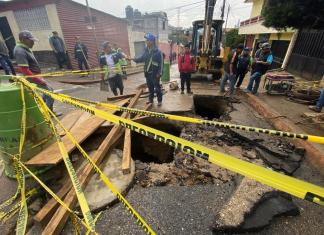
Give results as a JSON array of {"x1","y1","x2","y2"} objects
[
  {"x1": 223, "y1": 4, "x2": 230, "y2": 45},
  {"x1": 177, "y1": 8, "x2": 180, "y2": 45},
  {"x1": 85, "y1": 0, "x2": 99, "y2": 57},
  {"x1": 221, "y1": 0, "x2": 226, "y2": 20}
]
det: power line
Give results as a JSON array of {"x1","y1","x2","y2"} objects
[
  {"x1": 168, "y1": 3, "x2": 204, "y2": 18},
  {"x1": 151, "y1": 0, "x2": 205, "y2": 12}
]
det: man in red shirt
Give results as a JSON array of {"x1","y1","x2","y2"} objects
[
  {"x1": 14, "y1": 30, "x2": 61, "y2": 116},
  {"x1": 178, "y1": 44, "x2": 195, "y2": 94}
]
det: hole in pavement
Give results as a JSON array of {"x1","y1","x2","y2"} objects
[
  {"x1": 131, "y1": 118, "x2": 182, "y2": 164},
  {"x1": 194, "y1": 95, "x2": 229, "y2": 120}
]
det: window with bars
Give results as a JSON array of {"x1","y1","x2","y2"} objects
[{"x1": 14, "y1": 6, "x2": 51, "y2": 31}]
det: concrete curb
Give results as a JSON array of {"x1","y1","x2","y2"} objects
[{"x1": 244, "y1": 93, "x2": 324, "y2": 174}]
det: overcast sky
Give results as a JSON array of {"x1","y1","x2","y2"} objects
[{"x1": 73, "y1": 0, "x2": 252, "y2": 28}]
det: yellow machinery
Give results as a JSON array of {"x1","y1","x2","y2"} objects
[{"x1": 191, "y1": 0, "x2": 226, "y2": 80}]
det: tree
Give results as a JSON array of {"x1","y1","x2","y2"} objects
[
  {"x1": 262, "y1": 0, "x2": 324, "y2": 30},
  {"x1": 224, "y1": 29, "x2": 245, "y2": 49}
]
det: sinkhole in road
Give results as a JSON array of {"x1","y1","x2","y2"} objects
[
  {"x1": 131, "y1": 118, "x2": 182, "y2": 164},
  {"x1": 193, "y1": 95, "x2": 229, "y2": 120}
]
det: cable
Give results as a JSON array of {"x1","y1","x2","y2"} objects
[{"x1": 155, "y1": 0, "x2": 205, "y2": 12}]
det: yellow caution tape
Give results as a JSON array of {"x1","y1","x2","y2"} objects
[
  {"x1": 31, "y1": 85, "x2": 156, "y2": 234},
  {"x1": 15, "y1": 83, "x2": 28, "y2": 235},
  {"x1": 17, "y1": 77, "x2": 324, "y2": 207},
  {"x1": 12, "y1": 65, "x2": 142, "y2": 79},
  {"x1": 11, "y1": 154, "x2": 96, "y2": 234},
  {"x1": 0, "y1": 188, "x2": 37, "y2": 224},
  {"x1": 29, "y1": 87, "x2": 96, "y2": 233},
  {"x1": 39, "y1": 90, "x2": 324, "y2": 145}
]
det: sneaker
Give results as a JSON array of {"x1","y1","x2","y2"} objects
[
  {"x1": 157, "y1": 102, "x2": 162, "y2": 107},
  {"x1": 243, "y1": 89, "x2": 251, "y2": 93},
  {"x1": 146, "y1": 100, "x2": 153, "y2": 104},
  {"x1": 187, "y1": 91, "x2": 193, "y2": 94},
  {"x1": 181, "y1": 91, "x2": 184, "y2": 94},
  {"x1": 309, "y1": 105, "x2": 321, "y2": 113},
  {"x1": 53, "y1": 111, "x2": 63, "y2": 117}
]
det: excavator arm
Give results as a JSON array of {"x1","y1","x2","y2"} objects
[{"x1": 202, "y1": 0, "x2": 217, "y2": 54}]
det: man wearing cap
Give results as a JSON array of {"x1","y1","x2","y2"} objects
[
  {"x1": 235, "y1": 47, "x2": 251, "y2": 89},
  {"x1": 49, "y1": 31, "x2": 69, "y2": 70},
  {"x1": 130, "y1": 33, "x2": 164, "y2": 106},
  {"x1": 220, "y1": 44, "x2": 244, "y2": 97},
  {"x1": 99, "y1": 41, "x2": 125, "y2": 96},
  {"x1": 14, "y1": 30, "x2": 58, "y2": 114},
  {"x1": 245, "y1": 42, "x2": 273, "y2": 94}
]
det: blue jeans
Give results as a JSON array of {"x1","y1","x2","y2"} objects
[
  {"x1": 146, "y1": 73, "x2": 162, "y2": 103},
  {"x1": 247, "y1": 72, "x2": 262, "y2": 94},
  {"x1": 39, "y1": 84, "x2": 54, "y2": 111},
  {"x1": 0, "y1": 55, "x2": 16, "y2": 75},
  {"x1": 316, "y1": 88, "x2": 324, "y2": 110},
  {"x1": 220, "y1": 72, "x2": 236, "y2": 96}
]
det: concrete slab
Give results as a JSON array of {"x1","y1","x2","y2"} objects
[
  {"x1": 151, "y1": 89, "x2": 194, "y2": 114},
  {"x1": 83, "y1": 149, "x2": 135, "y2": 211}
]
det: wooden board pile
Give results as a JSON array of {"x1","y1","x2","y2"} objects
[{"x1": 26, "y1": 89, "x2": 151, "y2": 234}]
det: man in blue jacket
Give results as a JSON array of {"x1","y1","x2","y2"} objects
[{"x1": 131, "y1": 33, "x2": 164, "y2": 106}]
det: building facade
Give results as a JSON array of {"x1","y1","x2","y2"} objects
[
  {"x1": 0, "y1": 0, "x2": 130, "y2": 69},
  {"x1": 125, "y1": 6, "x2": 171, "y2": 60},
  {"x1": 239, "y1": 0, "x2": 296, "y2": 69}
]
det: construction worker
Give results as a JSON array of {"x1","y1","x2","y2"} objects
[
  {"x1": 130, "y1": 33, "x2": 164, "y2": 106},
  {"x1": 14, "y1": 30, "x2": 60, "y2": 115},
  {"x1": 74, "y1": 36, "x2": 89, "y2": 75},
  {"x1": 99, "y1": 41, "x2": 125, "y2": 96},
  {"x1": 220, "y1": 44, "x2": 244, "y2": 97},
  {"x1": 49, "y1": 31, "x2": 70, "y2": 70},
  {"x1": 117, "y1": 48, "x2": 128, "y2": 79},
  {"x1": 309, "y1": 88, "x2": 324, "y2": 113},
  {"x1": 178, "y1": 43, "x2": 194, "y2": 94},
  {"x1": 235, "y1": 47, "x2": 252, "y2": 89},
  {"x1": 0, "y1": 38, "x2": 16, "y2": 75},
  {"x1": 251, "y1": 40, "x2": 266, "y2": 74},
  {"x1": 245, "y1": 42, "x2": 273, "y2": 94}
]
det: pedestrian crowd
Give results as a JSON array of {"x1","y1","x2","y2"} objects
[{"x1": 0, "y1": 30, "x2": 323, "y2": 113}]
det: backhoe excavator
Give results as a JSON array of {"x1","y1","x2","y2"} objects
[{"x1": 191, "y1": 0, "x2": 226, "y2": 80}]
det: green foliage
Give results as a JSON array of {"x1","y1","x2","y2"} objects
[
  {"x1": 224, "y1": 29, "x2": 245, "y2": 48},
  {"x1": 262, "y1": 0, "x2": 324, "y2": 30}
]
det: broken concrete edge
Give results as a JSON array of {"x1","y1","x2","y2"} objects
[
  {"x1": 213, "y1": 191, "x2": 299, "y2": 233},
  {"x1": 244, "y1": 93, "x2": 324, "y2": 175},
  {"x1": 57, "y1": 69, "x2": 144, "y2": 85}
]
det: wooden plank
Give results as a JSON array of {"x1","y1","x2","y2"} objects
[
  {"x1": 122, "y1": 129, "x2": 132, "y2": 174},
  {"x1": 41, "y1": 90, "x2": 143, "y2": 235},
  {"x1": 107, "y1": 91, "x2": 150, "y2": 101},
  {"x1": 107, "y1": 93, "x2": 136, "y2": 101},
  {"x1": 56, "y1": 110, "x2": 84, "y2": 136},
  {"x1": 34, "y1": 116, "x2": 149, "y2": 225},
  {"x1": 26, "y1": 99, "x2": 130, "y2": 166},
  {"x1": 302, "y1": 112, "x2": 324, "y2": 119},
  {"x1": 122, "y1": 103, "x2": 152, "y2": 174},
  {"x1": 68, "y1": 111, "x2": 93, "y2": 132}
]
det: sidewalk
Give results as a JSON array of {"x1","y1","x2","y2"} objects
[{"x1": 235, "y1": 72, "x2": 324, "y2": 173}]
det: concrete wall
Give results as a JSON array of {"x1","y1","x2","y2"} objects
[
  {"x1": 128, "y1": 28, "x2": 145, "y2": 65},
  {"x1": 239, "y1": 21, "x2": 294, "y2": 35},
  {"x1": 0, "y1": 4, "x2": 64, "y2": 51},
  {"x1": 250, "y1": 0, "x2": 264, "y2": 18}
]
